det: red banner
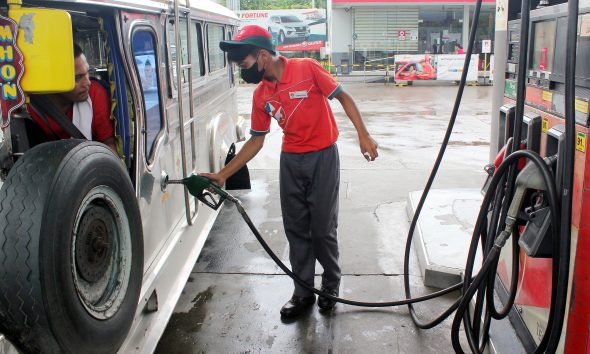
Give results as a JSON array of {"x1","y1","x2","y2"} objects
[
  {"x1": 277, "y1": 40, "x2": 325, "y2": 52},
  {"x1": 0, "y1": 15, "x2": 25, "y2": 128}
]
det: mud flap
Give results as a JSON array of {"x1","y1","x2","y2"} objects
[{"x1": 224, "y1": 143, "x2": 251, "y2": 190}]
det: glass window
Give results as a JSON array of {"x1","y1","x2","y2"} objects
[
  {"x1": 418, "y1": 6, "x2": 464, "y2": 55},
  {"x1": 167, "y1": 19, "x2": 178, "y2": 87},
  {"x1": 531, "y1": 20, "x2": 557, "y2": 72},
  {"x1": 179, "y1": 18, "x2": 190, "y2": 83},
  {"x1": 191, "y1": 22, "x2": 204, "y2": 76},
  {"x1": 132, "y1": 30, "x2": 163, "y2": 161},
  {"x1": 207, "y1": 24, "x2": 226, "y2": 72}
]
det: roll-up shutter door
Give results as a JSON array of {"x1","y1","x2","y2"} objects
[{"x1": 353, "y1": 7, "x2": 418, "y2": 53}]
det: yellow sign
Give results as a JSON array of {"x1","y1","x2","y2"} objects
[
  {"x1": 576, "y1": 99, "x2": 589, "y2": 114},
  {"x1": 542, "y1": 91, "x2": 553, "y2": 102},
  {"x1": 542, "y1": 118, "x2": 550, "y2": 133},
  {"x1": 576, "y1": 132, "x2": 586, "y2": 153}
]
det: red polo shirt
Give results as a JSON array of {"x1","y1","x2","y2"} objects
[
  {"x1": 250, "y1": 56, "x2": 342, "y2": 153},
  {"x1": 28, "y1": 81, "x2": 114, "y2": 143}
]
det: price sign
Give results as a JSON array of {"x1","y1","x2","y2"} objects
[{"x1": 482, "y1": 40, "x2": 492, "y2": 53}]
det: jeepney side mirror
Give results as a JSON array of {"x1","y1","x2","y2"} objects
[{"x1": 9, "y1": 7, "x2": 75, "y2": 94}]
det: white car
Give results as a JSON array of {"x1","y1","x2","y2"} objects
[{"x1": 268, "y1": 15, "x2": 310, "y2": 44}]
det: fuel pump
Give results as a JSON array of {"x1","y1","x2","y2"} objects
[{"x1": 489, "y1": 0, "x2": 588, "y2": 352}]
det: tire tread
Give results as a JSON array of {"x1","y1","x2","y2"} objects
[{"x1": 0, "y1": 143, "x2": 73, "y2": 353}]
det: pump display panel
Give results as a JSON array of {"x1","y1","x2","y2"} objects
[{"x1": 530, "y1": 20, "x2": 556, "y2": 73}]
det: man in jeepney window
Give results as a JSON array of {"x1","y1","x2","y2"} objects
[{"x1": 27, "y1": 44, "x2": 117, "y2": 153}]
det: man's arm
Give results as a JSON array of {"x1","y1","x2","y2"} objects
[
  {"x1": 335, "y1": 89, "x2": 379, "y2": 161},
  {"x1": 200, "y1": 135, "x2": 265, "y2": 186},
  {"x1": 89, "y1": 81, "x2": 118, "y2": 155}
]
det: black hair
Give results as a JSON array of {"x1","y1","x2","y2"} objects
[
  {"x1": 73, "y1": 43, "x2": 84, "y2": 58},
  {"x1": 456, "y1": 43, "x2": 463, "y2": 49},
  {"x1": 227, "y1": 44, "x2": 259, "y2": 63}
]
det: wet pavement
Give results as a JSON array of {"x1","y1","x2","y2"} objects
[{"x1": 155, "y1": 83, "x2": 492, "y2": 353}]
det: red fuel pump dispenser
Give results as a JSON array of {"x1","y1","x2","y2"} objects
[{"x1": 494, "y1": 1, "x2": 590, "y2": 352}]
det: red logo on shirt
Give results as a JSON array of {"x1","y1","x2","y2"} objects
[{"x1": 265, "y1": 101, "x2": 286, "y2": 126}]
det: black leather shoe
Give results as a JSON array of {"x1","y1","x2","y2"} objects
[
  {"x1": 280, "y1": 295, "x2": 316, "y2": 318},
  {"x1": 318, "y1": 287, "x2": 338, "y2": 311}
]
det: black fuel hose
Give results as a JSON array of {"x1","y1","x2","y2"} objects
[
  {"x1": 202, "y1": 0, "x2": 575, "y2": 350},
  {"x1": 226, "y1": 146, "x2": 558, "y2": 313},
  {"x1": 231, "y1": 199, "x2": 463, "y2": 307},
  {"x1": 402, "y1": 0, "x2": 485, "y2": 331},
  {"x1": 542, "y1": 0, "x2": 578, "y2": 352},
  {"x1": 459, "y1": 0, "x2": 533, "y2": 351},
  {"x1": 452, "y1": 150, "x2": 559, "y2": 354}
]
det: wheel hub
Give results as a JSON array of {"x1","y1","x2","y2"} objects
[{"x1": 75, "y1": 206, "x2": 115, "y2": 283}]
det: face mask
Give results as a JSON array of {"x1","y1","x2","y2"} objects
[{"x1": 240, "y1": 58, "x2": 265, "y2": 84}]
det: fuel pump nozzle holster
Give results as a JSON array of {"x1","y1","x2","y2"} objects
[{"x1": 506, "y1": 155, "x2": 558, "y2": 257}]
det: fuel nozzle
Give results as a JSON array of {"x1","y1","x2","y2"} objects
[{"x1": 166, "y1": 174, "x2": 237, "y2": 210}]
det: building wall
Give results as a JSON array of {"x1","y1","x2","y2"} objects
[
  {"x1": 331, "y1": 8, "x2": 353, "y2": 73},
  {"x1": 332, "y1": 8, "x2": 352, "y2": 53},
  {"x1": 330, "y1": 1, "x2": 495, "y2": 72}
]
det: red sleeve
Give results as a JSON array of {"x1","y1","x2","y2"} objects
[
  {"x1": 249, "y1": 93, "x2": 270, "y2": 137},
  {"x1": 308, "y1": 59, "x2": 342, "y2": 100},
  {"x1": 89, "y1": 81, "x2": 114, "y2": 142}
]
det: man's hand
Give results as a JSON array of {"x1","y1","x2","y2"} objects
[
  {"x1": 360, "y1": 135, "x2": 379, "y2": 161},
  {"x1": 335, "y1": 90, "x2": 378, "y2": 162},
  {"x1": 199, "y1": 172, "x2": 226, "y2": 188}
]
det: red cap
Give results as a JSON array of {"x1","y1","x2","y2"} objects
[{"x1": 220, "y1": 25, "x2": 275, "y2": 53}]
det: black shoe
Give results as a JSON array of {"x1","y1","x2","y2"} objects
[
  {"x1": 318, "y1": 287, "x2": 338, "y2": 311},
  {"x1": 280, "y1": 295, "x2": 316, "y2": 318}
]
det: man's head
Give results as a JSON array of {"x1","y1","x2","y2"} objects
[
  {"x1": 219, "y1": 25, "x2": 277, "y2": 83},
  {"x1": 61, "y1": 43, "x2": 91, "y2": 103}
]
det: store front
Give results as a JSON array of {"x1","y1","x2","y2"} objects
[{"x1": 330, "y1": 0, "x2": 495, "y2": 73}]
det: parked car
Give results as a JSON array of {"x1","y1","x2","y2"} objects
[{"x1": 267, "y1": 15, "x2": 310, "y2": 44}]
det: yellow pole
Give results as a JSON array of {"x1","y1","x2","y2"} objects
[{"x1": 484, "y1": 53, "x2": 488, "y2": 84}]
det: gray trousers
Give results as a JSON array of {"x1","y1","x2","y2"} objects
[{"x1": 280, "y1": 144, "x2": 341, "y2": 297}]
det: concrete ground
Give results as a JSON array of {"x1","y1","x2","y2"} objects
[{"x1": 155, "y1": 83, "x2": 492, "y2": 353}]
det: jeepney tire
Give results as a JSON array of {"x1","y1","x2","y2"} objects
[{"x1": 0, "y1": 140, "x2": 143, "y2": 354}]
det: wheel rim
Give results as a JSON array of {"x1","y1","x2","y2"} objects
[{"x1": 71, "y1": 186, "x2": 132, "y2": 320}]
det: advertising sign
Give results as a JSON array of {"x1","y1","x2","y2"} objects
[
  {"x1": 482, "y1": 39, "x2": 492, "y2": 54},
  {"x1": 237, "y1": 9, "x2": 327, "y2": 52},
  {"x1": 436, "y1": 54, "x2": 479, "y2": 81},
  {"x1": 0, "y1": 15, "x2": 25, "y2": 128},
  {"x1": 394, "y1": 55, "x2": 436, "y2": 81},
  {"x1": 397, "y1": 30, "x2": 407, "y2": 41}
]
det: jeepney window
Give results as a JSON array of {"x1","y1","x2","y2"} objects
[
  {"x1": 167, "y1": 19, "x2": 178, "y2": 89},
  {"x1": 207, "y1": 24, "x2": 225, "y2": 72},
  {"x1": 132, "y1": 30, "x2": 163, "y2": 162},
  {"x1": 191, "y1": 22, "x2": 204, "y2": 77},
  {"x1": 179, "y1": 18, "x2": 189, "y2": 84}
]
